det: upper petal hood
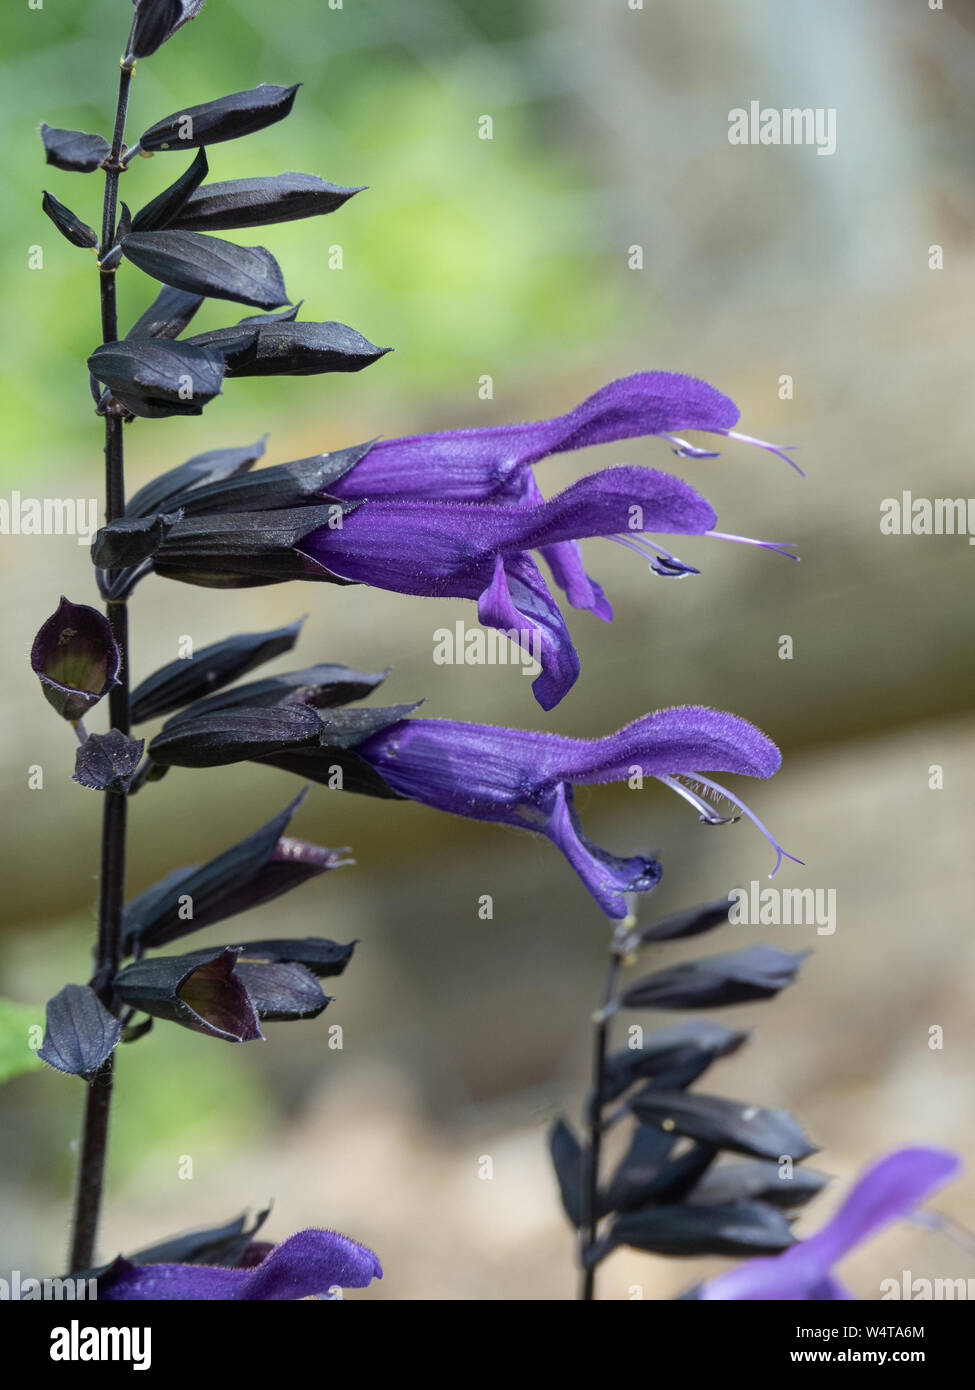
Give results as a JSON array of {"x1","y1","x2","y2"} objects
[
  {"x1": 99, "y1": 1228, "x2": 382, "y2": 1300},
  {"x1": 326, "y1": 372, "x2": 740, "y2": 503},
  {"x1": 356, "y1": 707, "x2": 781, "y2": 817}
]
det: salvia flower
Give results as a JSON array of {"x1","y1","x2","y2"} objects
[
  {"x1": 325, "y1": 371, "x2": 802, "y2": 506},
  {"x1": 697, "y1": 1146, "x2": 961, "y2": 1300},
  {"x1": 353, "y1": 706, "x2": 796, "y2": 916},
  {"x1": 324, "y1": 371, "x2": 800, "y2": 625},
  {"x1": 31, "y1": 597, "x2": 120, "y2": 723},
  {"x1": 297, "y1": 467, "x2": 718, "y2": 709},
  {"x1": 98, "y1": 1227, "x2": 382, "y2": 1300},
  {"x1": 143, "y1": 446, "x2": 796, "y2": 707}
]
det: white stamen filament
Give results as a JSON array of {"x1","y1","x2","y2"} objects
[
  {"x1": 707, "y1": 530, "x2": 800, "y2": 561},
  {"x1": 660, "y1": 432, "x2": 722, "y2": 459},
  {"x1": 672, "y1": 772, "x2": 804, "y2": 877},
  {"x1": 712, "y1": 428, "x2": 805, "y2": 478},
  {"x1": 606, "y1": 533, "x2": 697, "y2": 574},
  {"x1": 655, "y1": 773, "x2": 739, "y2": 826}
]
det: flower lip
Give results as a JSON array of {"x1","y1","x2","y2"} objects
[
  {"x1": 354, "y1": 707, "x2": 786, "y2": 917},
  {"x1": 294, "y1": 467, "x2": 718, "y2": 711}
]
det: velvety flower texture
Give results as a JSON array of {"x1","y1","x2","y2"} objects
[
  {"x1": 327, "y1": 371, "x2": 800, "y2": 505},
  {"x1": 325, "y1": 371, "x2": 799, "y2": 640},
  {"x1": 99, "y1": 1228, "x2": 382, "y2": 1300},
  {"x1": 698, "y1": 1147, "x2": 960, "y2": 1300},
  {"x1": 299, "y1": 466, "x2": 716, "y2": 710},
  {"x1": 356, "y1": 705, "x2": 796, "y2": 917}
]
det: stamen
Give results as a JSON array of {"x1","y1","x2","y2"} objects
[
  {"x1": 606, "y1": 533, "x2": 700, "y2": 577},
  {"x1": 655, "y1": 774, "x2": 740, "y2": 826},
  {"x1": 707, "y1": 530, "x2": 800, "y2": 562},
  {"x1": 711, "y1": 428, "x2": 805, "y2": 478},
  {"x1": 660, "y1": 433, "x2": 722, "y2": 460},
  {"x1": 683, "y1": 773, "x2": 804, "y2": 878}
]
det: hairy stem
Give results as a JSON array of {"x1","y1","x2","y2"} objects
[
  {"x1": 68, "y1": 56, "x2": 134, "y2": 1277},
  {"x1": 580, "y1": 929, "x2": 626, "y2": 1301}
]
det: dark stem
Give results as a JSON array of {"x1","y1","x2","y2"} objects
[
  {"x1": 580, "y1": 929, "x2": 626, "y2": 1301},
  {"x1": 68, "y1": 56, "x2": 134, "y2": 1278}
]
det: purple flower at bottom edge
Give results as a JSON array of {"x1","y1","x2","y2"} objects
[
  {"x1": 698, "y1": 1147, "x2": 961, "y2": 1300},
  {"x1": 353, "y1": 705, "x2": 799, "y2": 917},
  {"x1": 98, "y1": 1229, "x2": 382, "y2": 1300}
]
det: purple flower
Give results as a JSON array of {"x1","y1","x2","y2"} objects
[
  {"x1": 327, "y1": 372, "x2": 800, "y2": 505},
  {"x1": 324, "y1": 372, "x2": 799, "y2": 631},
  {"x1": 99, "y1": 1227, "x2": 382, "y2": 1300},
  {"x1": 354, "y1": 705, "x2": 798, "y2": 916},
  {"x1": 698, "y1": 1147, "x2": 961, "y2": 1300},
  {"x1": 298, "y1": 466, "x2": 717, "y2": 709}
]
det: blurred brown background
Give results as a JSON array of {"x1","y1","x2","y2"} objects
[{"x1": 1, "y1": 0, "x2": 974, "y2": 1299}]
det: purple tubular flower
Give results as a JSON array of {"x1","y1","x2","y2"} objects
[
  {"x1": 324, "y1": 372, "x2": 800, "y2": 620},
  {"x1": 99, "y1": 1228, "x2": 382, "y2": 1300},
  {"x1": 698, "y1": 1147, "x2": 961, "y2": 1301},
  {"x1": 326, "y1": 371, "x2": 797, "y2": 505},
  {"x1": 298, "y1": 466, "x2": 717, "y2": 710},
  {"x1": 355, "y1": 705, "x2": 792, "y2": 916}
]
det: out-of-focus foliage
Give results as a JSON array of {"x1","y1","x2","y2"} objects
[
  {"x1": 2, "y1": 0, "x2": 630, "y2": 476},
  {"x1": 0, "y1": 998, "x2": 43, "y2": 1083}
]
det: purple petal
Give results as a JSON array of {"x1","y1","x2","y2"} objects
[
  {"x1": 539, "y1": 541, "x2": 613, "y2": 620},
  {"x1": 477, "y1": 555, "x2": 580, "y2": 710},
  {"x1": 700, "y1": 1146, "x2": 961, "y2": 1301},
  {"x1": 357, "y1": 707, "x2": 779, "y2": 816},
  {"x1": 298, "y1": 467, "x2": 714, "y2": 600},
  {"x1": 545, "y1": 783, "x2": 660, "y2": 916},
  {"x1": 539, "y1": 705, "x2": 782, "y2": 785},
  {"x1": 100, "y1": 1228, "x2": 382, "y2": 1300},
  {"x1": 520, "y1": 472, "x2": 612, "y2": 620},
  {"x1": 501, "y1": 467, "x2": 716, "y2": 553},
  {"x1": 356, "y1": 708, "x2": 779, "y2": 916},
  {"x1": 326, "y1": 372, "x2": 740, "y2": 504}
]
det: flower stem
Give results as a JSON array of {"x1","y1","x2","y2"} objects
[
  {"x1": 67, "y1": 55, "x2": 134, "y2": 1278},
  {"x1": 580, "y1": 924, "x2": 627, "y2": 1300}
]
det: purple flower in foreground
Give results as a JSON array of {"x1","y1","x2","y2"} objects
[
  {"x1": 99, "y1": 1228, "x2": 382, "y2": 1300},
  {"x1": 354, "y1": 705, "x2": 798, "y2": 916},
  {"x1": 299, "y1": 466, "x2": 717, "y2": 709},
  {"x1": 698, "y1": 1146, "x2": 960, "y2": 1300},
  {"x1": 327, "y1": 371, "x2": 800, "y2": 506},
  {"x1": 325, "y1": 372, "x2": 799, "y2": 627}
]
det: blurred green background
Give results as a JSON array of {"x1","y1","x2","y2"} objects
[{"x1": 2, "y1": 0, "x2": 975, "y2": 1299}]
